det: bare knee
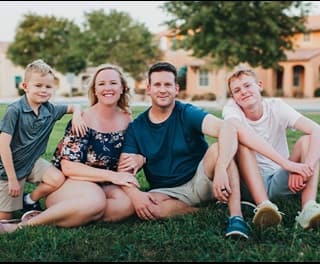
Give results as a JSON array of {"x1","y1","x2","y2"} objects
[
  {"x1": 42, "y1": 168, "x2": 65, "y2": 189},
  {"x1": 103, "y1": 186, "x2": 134, "y2": 222},
  {"x1": 203, "y1": 143, "x2": 219, "y2": 178},
  {"x1": 296, "y1": 135, "x2": 310, "y2": 152}
]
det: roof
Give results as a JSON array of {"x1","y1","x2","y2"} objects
[
  {"x1": 285, "y1": 48, "x2": 320, "y2": 61},
  {"x1": 305, "y1": 15, "x2": 320, "y2": 31}
]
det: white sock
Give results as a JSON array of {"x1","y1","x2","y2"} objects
[
  {"x1": 303, "y1": 200, "x2": 316, "y2": 210},
  {"x1": 24, "y1": 193, "x2": 36, "y2": 204}
]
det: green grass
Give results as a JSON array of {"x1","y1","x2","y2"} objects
[{"x1": 0, "y1": 103, "x2": 320, "y2": 262}]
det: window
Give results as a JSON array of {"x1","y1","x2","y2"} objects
[
  {"x1": 15, "y1": 76, "x2": 22, "y2": 89},
  {"x1": 293, "y1": 66, "x2": 303, "y2": 87},
  {"x1": 303, "y1": 33, "x2": 310, "y2": 42},
  {"x1": 199, "y1": 69, "x2": 209, "y2": 87}
]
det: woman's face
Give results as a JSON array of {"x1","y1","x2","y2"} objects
[{"x1": 94, "y1": 69, "x2": 123, "y2": 105}]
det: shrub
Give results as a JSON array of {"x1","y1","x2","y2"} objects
[{"x1": 314, "y1": 87, "x2": 320, "y2": 97}]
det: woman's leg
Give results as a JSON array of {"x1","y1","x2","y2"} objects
[
  {"x1": 102, "y1": 185, "x2": 135, "y2": 222},
  {"x1": 26, "y1": 179, "x2": 107, "y2": 227}
]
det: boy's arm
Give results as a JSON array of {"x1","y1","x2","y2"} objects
[
  {"x1": 66, "y1": 104, "x2": 87, "y2": 137},
  {"x1": 0, "y1": 132, "x2": 21, "y2": 197},
  {"x1": 293, "y1": 116, "x2": 320, "y2": 168},
  {"x1": 229, "y1": 117, "x2": 313, "y2": 178}
]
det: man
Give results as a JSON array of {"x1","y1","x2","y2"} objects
[
  {"x1": 223, "y1": 67, "x2": 320, "y2": 230},
  {"x1": 118, "y1": 62, "x2": 312, "y2": 239}
]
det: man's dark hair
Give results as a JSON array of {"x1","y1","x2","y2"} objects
[{"x1": 148, "y1": 61, "x2": 177, "y2": 83}]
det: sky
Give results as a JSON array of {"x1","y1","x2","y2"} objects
[
  {"x1": 0, "y1": 1, "x2": 169, "y2": 42},
  {"x1": 2, "y1": 1, "x2": 320, "y2": 42}
]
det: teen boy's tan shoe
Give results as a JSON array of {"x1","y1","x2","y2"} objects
[
  {"x1": 252, "y1": 200, "x2": 282, "y2": 228},
  {"x1": 296, "y1": 200, "x2": 320, "y2": 229}
]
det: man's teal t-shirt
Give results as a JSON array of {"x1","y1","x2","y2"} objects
[{"x1": 122, "y1": 100, "x2": 208, "y2": 189}]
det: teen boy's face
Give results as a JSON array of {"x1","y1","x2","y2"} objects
[
  {"x1": 147, "y1": 71, "x2": 179, "y2": 108},
  {"x1": 22, "y1": 72, "x2": 55, "y2": 105},
  {"x1": 229, "y1": 74, "x2": 263, "y2": 109}
]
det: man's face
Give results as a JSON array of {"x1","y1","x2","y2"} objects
[
  {"x1": 147, "y1": 71, "x2": 179, "y2": 108},
  {"x1": 229, "y1": 74, "x2": 263, "y2": 109}
]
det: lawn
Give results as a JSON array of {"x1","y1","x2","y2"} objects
[{"x1": 0, "y1": 103, "x2": 320, "y2": 262}]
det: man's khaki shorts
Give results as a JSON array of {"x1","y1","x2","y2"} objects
[
  {"x1": 149, "y1": 160, "x2": 213, "y2": 206},
  {"x1": 0, "y1": 158, "x2": 52, "y2": 212}
]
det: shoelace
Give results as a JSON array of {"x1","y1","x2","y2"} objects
[
  {"x1": 251, "y1": 201, "x2": 286, "y2": 216},
  {"x1": 216, "y1": 200, "x2": 286, "y2": 215}
]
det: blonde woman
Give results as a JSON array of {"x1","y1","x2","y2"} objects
[{"x1": 0, "y1": 64, "x2": 139, "y2": 233}]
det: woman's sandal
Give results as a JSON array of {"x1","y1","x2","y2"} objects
[{"x1": 21, "y1": 210, "x2": 42, "y2": 223}]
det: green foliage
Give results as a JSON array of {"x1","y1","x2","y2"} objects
[
  {"x1": 314, "y1": 88, "x2": 320, "y2": 97},
  {"x1": 81, "y1": 9, "x2": 163, "y2": 81},
  {"x1": 162, "y1": 1, "x2": 310, "y2": 69},
  {"x1": 177, "y1": 65, "x2": 187, "y2": 90},
  {"x1": 7, "y1": 13, "x2": 86, "y2": 74}
]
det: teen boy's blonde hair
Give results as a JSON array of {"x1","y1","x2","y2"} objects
[
  {"x1": 227, "y1": 67, "x2": 258, "y2": 92},
  {"x1": 24, "y1": 59, "x2": 57, "y2": 82}
]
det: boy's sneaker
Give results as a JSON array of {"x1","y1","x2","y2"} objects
[
  {"x1": 225, "y1": 216, "x2": 249, "y2": 239},
  {"x1": 22, "y1": 194, "x2": 42, "y2": 214},
  {"x1": 296, "y1": 200, "x2": 320, "y2": 229},
  {"x1": 252, "y1": 200, "x2": 282, "y2": 228}
]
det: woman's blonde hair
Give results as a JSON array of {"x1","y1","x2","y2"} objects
[{"x1": 87, "y1": 64, "x2": 131, "y2": 113}]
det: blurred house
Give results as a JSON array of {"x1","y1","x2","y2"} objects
[
  {"x1": 158, "y1": 15, "x2": 320, "y2": 99},
  {"x1": 1, "y1": 15, "x2": 320, "y2": 100},
  {"x1": 0, "y1": 42, "x2": 74, "y2": 99}
]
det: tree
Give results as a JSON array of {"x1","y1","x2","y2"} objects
[
  {"x1": 7, "y1": 13, "x2": 86, "y2": 74},
  {"x1": 81, "y1": 9, "x2": 162, "y2": 81},
  {"x1": 177, "y1": 65, "x2": 187, "y2": 90},
  {"x1": 162, "y1": 1, "x2": 310, "y2": 69}
]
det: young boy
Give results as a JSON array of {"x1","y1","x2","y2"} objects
[{"x1": 0, "y1": 59, "x2": 87, "y2": 221}]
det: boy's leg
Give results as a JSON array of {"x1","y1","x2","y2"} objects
[
  {"x1": 291, "y1": 135, "x2": 320, "y2": 229},
  {"x1": 203, "y1": 143, "x2": 249, "y2": 238},
  {"x1": 290, "y1": 135, "x2": 320, "y2": 207},
  {"x1": 236, "y1": 144, "x2": 282, "y2": 228},
  {"x1": 236, "y1": 144, "x2": 269, "y2": 204},
  {"x1": 0, "y1": 178, "x2": 25, "y2": 220},
  {"x1": 24, "y1": 158, "x2": 65, "y2": 211}
]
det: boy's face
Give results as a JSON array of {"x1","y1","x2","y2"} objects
[
  {"x1": 146, "y1": 71, "x2": 179, "y2": 108},
  {"x1": 229, "y1": 74, "x2": 263, "y2": 109},
  {"x1": 22, "y1": 72, "x2": 55, "y2": 105}
]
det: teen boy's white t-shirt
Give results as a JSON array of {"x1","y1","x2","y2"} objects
[{"x1": 222, "y1": 98, "x2": 302, "y2": 174}]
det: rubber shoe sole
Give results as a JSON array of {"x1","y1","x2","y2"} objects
[
  {"x1": 301, "y1": 212, "x2": 320, "y2": 229},
  {"x1": 253, "y1": 206, "x2": 282, "y2": 228}
]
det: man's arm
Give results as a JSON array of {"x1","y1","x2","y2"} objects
[
  {"x1": 118, "y1": 153, "x2": 146, "y2": 175},
  {"x1": 201, "y1": 114, "x2": 239, "y2": 201}
]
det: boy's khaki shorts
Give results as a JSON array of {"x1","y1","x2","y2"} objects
[
  {"x1": 149, "y1": 160, "x2": 214, "y2": 206},
  {"x1": 0, "y1": 158, "x2": 52, "y2": 212}
]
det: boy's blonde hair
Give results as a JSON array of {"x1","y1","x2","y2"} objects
[
  {"x1": 24, "y1": 59, "x2": 57, "y2": 82},
  {"x1": 227, "y1": 67, "x2": 258, "y2": 91}
]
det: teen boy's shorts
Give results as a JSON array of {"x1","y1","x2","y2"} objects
[
  {"x1": 0, "y1": 158, "x2": 51, "y2": 212},
  {"x1": 240, "y1": 168, "x2": 297, "y2": 202}
]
